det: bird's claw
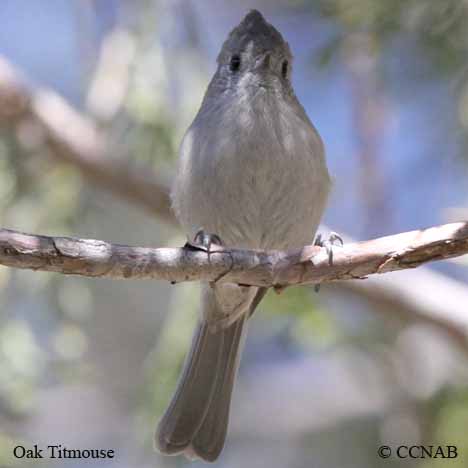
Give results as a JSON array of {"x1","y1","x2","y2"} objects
[
  {"x1": 185, "y1": 229, "x2": 224, "y2": 252},
  {"x1": 313, "y1": 231, "x2": 344, "y2": 292},
  {"x1": 184, "y1": 229, "x2": 227, "y2": 286},
  {"x1": 314, "y1": 231, "x2": 343, "y2": 265}
]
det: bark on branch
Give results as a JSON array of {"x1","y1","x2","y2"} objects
[{"x1": 1, "y1": 222, "x2": 467, "y2": 288}]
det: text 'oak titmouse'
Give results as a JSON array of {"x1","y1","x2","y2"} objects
[{"x1": 156, "y1": 9, "x2": 330, "y2": 462}]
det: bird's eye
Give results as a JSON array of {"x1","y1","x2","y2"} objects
[
  {"x1": 281, "y1": 60, "x2": 289, "y2": 78},
  {"x1": 230, "y1": 54, "x2": 241, "y2": 72}
]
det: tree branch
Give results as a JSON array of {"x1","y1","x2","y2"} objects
[{"x1": 1, "y1": 222, "x2": 467, "y2": 287}]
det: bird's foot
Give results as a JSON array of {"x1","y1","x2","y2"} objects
[
  {"x1": 313, "y1": 231, "x2": 343, "y2": 292},
  {"x1": 176, "y1": 230, "x2": 225, "y2": 286},
  {"x1": 314, "y1": 231, "x2": 343, "y2": 264},
  {"x1": 185, "y1": 229, "x2": 224, "y2": 252}
]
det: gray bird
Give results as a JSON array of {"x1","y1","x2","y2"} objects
[{"x1": 156, "y1": 9, "x2": 330, "y2": 462}]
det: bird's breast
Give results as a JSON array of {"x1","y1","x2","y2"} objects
[{"x1": 172, "y1": 94, "x2": 330, "y2": 250}]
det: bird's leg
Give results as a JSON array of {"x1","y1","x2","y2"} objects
[
  {"x1": 173, "y1": 230, "x2": 225, "y2": 286},
  {"x1": 274, "y1": 232, "x2": 344, "y2": 295},
  {"x1": 185, "y1": 229, "x2": 224, "y2": 252},
  {"x1": 313, "y1": 231, "x2": 343, "y2": 292}
]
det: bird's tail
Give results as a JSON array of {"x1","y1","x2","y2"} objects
[{"x1": 155, "y1": 290, "x2": 249, "y2": 462}]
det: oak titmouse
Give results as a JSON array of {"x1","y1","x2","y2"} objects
[{"x1": 156, "y1": 9, "x2": 330, "y2": 462}]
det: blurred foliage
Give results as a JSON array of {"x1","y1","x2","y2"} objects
[
  {"x1": 306, "y1": 0, "x2": 468, "y2": 146},
  {"x1": 310, "y1": 0, "x2": 468, "y2": 73},
  {"x1": 421, "y1": 387, "x2": 468, "y2": 467},
  {"x1": 0, "y1": 320, "x2": 45, "y2": 414},
  {"x1": 0, "y1": 131, "x2": 82, "y2": 234},
  {"x1": 262, "y1": 287, "x2": 341, "y2": 349},
  {"x1": 136, "y1": 282, "x2": 199, "y2": 450},
  {"x1": 0, "y1": 121, "x2": 89, "y2": 426}
]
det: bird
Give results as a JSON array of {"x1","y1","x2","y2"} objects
[{"x1": 156, "y1": 9, "x2": 330, "y2": 462}]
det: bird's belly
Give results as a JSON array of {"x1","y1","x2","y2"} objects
[
  {"x1": 173, "y1": 97, "x2": 330, "y2": 251},
  {"x1": 183, "y1": 150, "x2": 328, "y2": 251}
]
